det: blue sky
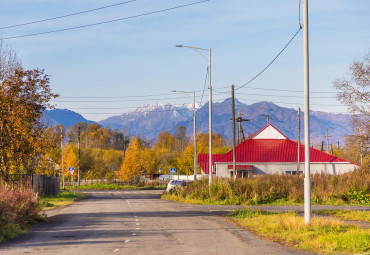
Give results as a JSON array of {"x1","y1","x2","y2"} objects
[{"x1": 0, "y1": 0, "x2": 369, "y2": 121}]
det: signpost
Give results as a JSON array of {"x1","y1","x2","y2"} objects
[
  {"x1": 158, "y1": 167, "x2": 161, "y2": 185},
  {"x1": 68, "y1": 167, "x2": 75, "y2": 193},
  {"x1": 170, "y1": 168, "x2": 176, "y2": 180}
]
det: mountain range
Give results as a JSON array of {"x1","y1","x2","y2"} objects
[{"x1": 45, "y1": 99, "x2": 352, "y2": 145}]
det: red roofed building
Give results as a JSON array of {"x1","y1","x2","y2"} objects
[{"x1": 198, "y1": 124, "x2": 358, "y2": 178}]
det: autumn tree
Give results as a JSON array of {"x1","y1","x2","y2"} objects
[
  {"x1": 333, "y1": 51, "x2": 369, "y2": 166},
  {"x1": 0, "y1": 67, "x2": 58, "y2": 177},
  {"x1": 118, "y1": 137, "x2": 148, "y2": 181}
]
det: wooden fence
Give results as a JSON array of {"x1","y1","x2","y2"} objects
[
  {"x1": 32, "y1": 174, "x2": 60, "y2": 196},
  {"x1": 6, "y1": 174, "x2": 60, "y2": 196}
]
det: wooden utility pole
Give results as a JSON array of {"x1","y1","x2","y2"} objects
[
  {"x1": 235, "y1": 112, "x2": 250, "y2": 145},
  {"x1": 61, "y1": 128, "x2": 65, "y2": 189},
  {"x1": 325, "y1": 128, "x2": 332, "y2": 154},
  {"x1": 231, "y1": 85, "x2": 236, "y2": 180},
  {"x1": 297, "y1": 108, "x2": 301, "y2": 175},
  {"x1": 264, "y1": 114, "x2": 272, "y2": 124},
  {"x1": 237, "y1": 111, "x2": 242, "y2": 145}
]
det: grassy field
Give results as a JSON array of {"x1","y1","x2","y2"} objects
[
  {"x1": 227, "y1": 208, "x2": 370, "y2": 254},
  {"x1": 314, "y1": 209, "x2": 370, "y2": 222},
  {"x1": 66, "y1": 183, "x2": 167, "y2": 190},
  {"x1": 40, "y1": 191, "x2": 86, "y2": 210},
  {"x1": 163, "y1": 167, "x2": 370, "y2": 206}
]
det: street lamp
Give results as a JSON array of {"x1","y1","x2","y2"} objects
[
  {"x1": 176, "y1": 44, "x2": 212, "y2": 186},
  {"x1": 172, "y1": 90, "x2": 197, "y2": 180}
]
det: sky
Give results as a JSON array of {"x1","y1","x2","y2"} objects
[{"x1": 0, "y1": 0, "x2": 369, "y2": 122}]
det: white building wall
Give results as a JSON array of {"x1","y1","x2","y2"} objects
[
  {"x1": 215, "y1": 162, "x2": 358, "y2": 177},
  {"x1": 252, "y1": 125, "x2": 286, "y2": 139}
]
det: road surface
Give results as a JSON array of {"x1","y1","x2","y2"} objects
[{"x1": 0, "y1": 190, "x2": 314, "y2": 255}]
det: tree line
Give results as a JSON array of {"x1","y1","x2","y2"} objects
[{"x1": 0, "y1": 40, "x2": 368, "y2": 181}]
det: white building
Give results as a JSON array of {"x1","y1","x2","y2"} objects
[{"x1": 198, "y1": 124, "x2": 358, "y2": 178}]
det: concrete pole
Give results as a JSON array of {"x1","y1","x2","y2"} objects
[
  {"x1": 193, "y1": 91, "x2": 197, "y2": 180},
  {"x1": 297, "y1": 107, "x2": 301, "y2": 175},
  {"x1": 208, "y1": 48, "x2": 212, "y2": 187},
  {"x1": 231, "y1": 85, "x2": 236, "y2": 180},
  {"x1": 78, "y1": 127, "x2": 81, "y2": 186},
  {"x1": 303, "y1": 0, "x2": 311, "y2": 224}
]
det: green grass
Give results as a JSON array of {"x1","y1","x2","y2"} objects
[
  {"x1": 40, "y1": 191, "x2": 86, "y2": 210},
  {"x1": 314, "y1": 209, "x2": 370, "y2": 222},
  {"x1": 227, "y1": 208, "x2": 370, "y2": 254},
  {"x1": 68, "y1": 183, "x2": 166, "y2": 190}
]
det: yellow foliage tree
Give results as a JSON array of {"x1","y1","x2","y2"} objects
[{"x1": 119, "y1": 137, "x2": 145, "y2": 181}]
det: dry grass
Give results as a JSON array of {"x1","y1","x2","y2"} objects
[
  {"x1": 228, "y1": 209, "x2": 370, "y2": 254},
  {"x1": 166, "y1": 167, "x2": 370, "y2": 205}
]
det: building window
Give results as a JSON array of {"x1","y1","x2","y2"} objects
[{"x1": 285, "y1": 170, "x2": 303, "y2": 175}]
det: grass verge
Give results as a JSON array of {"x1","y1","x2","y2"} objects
[
  {"x1": 314, "y1": 209, "x2": 370, "y2": 222},
  {"x1": 227, "y1": 208, "x2": 370, "y2": 254},
  {"x1": 68, "y1": 183, "x2": 166, "y2": 190},
  {"x1": 40, "y1": 191, "x2": 86, "y2": 210}
]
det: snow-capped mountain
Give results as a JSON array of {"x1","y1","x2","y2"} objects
[
  {"x1": 45, "y1": 100, "x2": 352, "y2": 145},
  {"x1": 98, "y1": 103, "x2": 194, "y2": 139}
]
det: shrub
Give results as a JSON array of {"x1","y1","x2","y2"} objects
[{"x1": 0, "y1": 182, "x2": 42, "y2": 241}]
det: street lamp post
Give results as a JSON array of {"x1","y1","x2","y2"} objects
[
  {"x1": 176, "y1": 45, "x2": 212, "y2": 186},
  {"x1": 172, "y1": 90, "x2": 197, "y2": 180}
]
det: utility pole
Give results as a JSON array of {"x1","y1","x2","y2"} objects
[
  {"x1": 237, "y1": 111, "x2": 242, "y2": 145},
  {"x1": 208, "y1": 48, "x2": 212, "y2": 188},
  {"x1": 325, "y1": 128, "x2": 332, "y2": 154},
  {"x1": 61, "y1": 128, "x2": 65, "y2": 189},
  {"x1": 264, "y1": 114, "x2": 272, "y2": 124},
  {"x1": 231, "y1": 85, "x2": 236, "y2": 180},
  {"x1": 193, "y1": 91, "x2": 197, "y2": 180},
  {"x1": 297, "y1": 107, "x2": 301, "y2": 175},
  {"x1": 303, "y1": 0, "x2": 311, "y2": 225},
  {"x1": 235, "y1": 112, "x2": 250, "y2": 145},
  {"x1": 78, "y1": 127, "x2": 81, "y2": 186}
]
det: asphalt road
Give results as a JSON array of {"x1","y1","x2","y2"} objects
[{"x1": 0, "y1": 190, "x2": 321, "y2": 255}]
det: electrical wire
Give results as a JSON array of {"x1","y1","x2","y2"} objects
[
  {"x1": 0, "y1": 0, "x2": 137, "y2": 30},
  {"x1": 214, "y1": 86, "x2": 337, "y2": 94},
  {"x1": 59, "y1": 91, "x2": 204, "y2": 99},
  {"x1": 198, "y1": 66, "x2": 209, "y2": 108},
  {"x1": 235, "y1": 27, "x2": 302, "y2": 91},
  {"x1": 2, "y1": 0, "x2": 210, "y2": 40},
  {"x1": 214, "y1": 91, "x2": 337, "y2": 99},
  {"x1": 53, "y1": 95, "x2": 205, "y2": 103}
]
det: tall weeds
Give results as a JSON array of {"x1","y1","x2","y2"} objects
[
  {"x1": 0, "y1": 182, "x2": 42, "y2": 241},
  {"x1": 171, "y1": 167, "x2": 370, "y2": 205}
]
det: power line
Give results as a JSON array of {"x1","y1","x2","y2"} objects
[
  {"x1": 214, "y1": 86, "x2": 337, "y2": 94},
  {"x1": 0, "y1": 0, "x2": 137, "y2": 30},
  {"x1": 59, "y1": 91, "x2": 204, "y2": 99},
  {"x1": 235, "y1": 97, "x2": 344, "y2": 107},
  {"x1": 213, "y1": 91, "x2": 337, "y2": 99},
  {"x1": 199, "y1": 66, "x2": 209, "y2": 108},
  {"x1": 53, "y1": 95, "x2": 204, "y2": 103},
  {"x1": 2, "y1": 0, "x2": 210, "y2": 40},
  {"x1": 235, "y1": 27, "x2": 302, "y2": 90}
]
